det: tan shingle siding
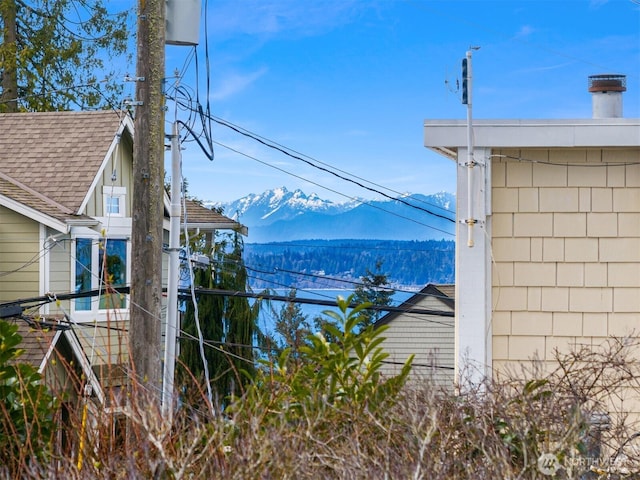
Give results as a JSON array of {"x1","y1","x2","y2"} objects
[{"x1": 492, "y1": 147, "x2": 640, "y2": 365}]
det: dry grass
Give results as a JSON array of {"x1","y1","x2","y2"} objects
[{"x1": 4, "y1": 334, "x2": 640, "y2": 479}]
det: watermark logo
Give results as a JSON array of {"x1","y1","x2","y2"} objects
[{"x1": 537, "y1": 453, "x2": 560, "y2": 476}]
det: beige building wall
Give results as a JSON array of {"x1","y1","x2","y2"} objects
[
  {"x1": 380, "y1": 318, "x2": 454, "y2": 386},
  {"x1": 491, "y1": 147, "x2": 640, "y2": 374},
  {"x1": 47, "y1": 230, "x2": 72, "y2": 315},
  {"x1": 378, "y1": 290, "x2": 455, "y2": 386},
  {"x1": 0, "y1": 206, "x2": 40, "y2": 302},
  {"x1": 83, "y1": 133, "x2": 134, "y2": 219}
]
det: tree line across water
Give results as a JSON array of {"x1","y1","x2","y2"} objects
[{"x1": 243, "y1": 239, "x2": 455, "y2": 289}]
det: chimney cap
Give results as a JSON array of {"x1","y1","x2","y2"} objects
[{"x1": 588, "y1": 74, "x2": 626, "y2": 93}]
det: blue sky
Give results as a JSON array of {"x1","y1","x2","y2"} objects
[{"x1": 158, "y1": 0, "x2": 640, "y2": 203}]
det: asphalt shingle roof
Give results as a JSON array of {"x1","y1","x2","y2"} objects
[
  {"x1": 6, "y1": 319, "x2": 58, "y2": 371},
  {"x1": 182, "y1": 199, "x2": 247, "y2": 232},
  {"x1": 0, "y1": 111, "x2": 128, "y2": 220}
]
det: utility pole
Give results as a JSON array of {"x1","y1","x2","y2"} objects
[
  {"x1": 130, "y1": 0, "x2": 165, "y2": 399},
  {"x1": 162, "y1": 122, "x2": 181, "y2": 420},
  {"x1": 0, "y1": 0, "x2": 18, "y2": 112},
  {"x1": 161, "y1": 0, "x2": 203, "y2": 420}
]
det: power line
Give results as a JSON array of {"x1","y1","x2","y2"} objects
[
  {"x1": 494, "y1": 154, "x2": 640, "y2": 168},
  {"x1": 0, "y1": 286, "x2": 453, "y2": 318},
  {"x1": 245, "y1": 239, "x2": 455, "y2": 252},
  {"x1": 213, "y1": 139, "x2": 454, "y2": 237},
  {"x1": 204, "y1": 112, "x2": 456, "y2": 223},
  {"x1": 165, "y1": 91, "x2": 456, "y2": 221},
  {"x1": 208, "y1": 114, "x2": 455, "y2": 216},
  {"x1": 210, "y1": 259, "x2": 456, "y2": 327},
  {"x1": 164, "y1": 91, "x2": 455, "y2": 235},
  {"x1": 213, "y1": 254, "x2": 454, "y2": 303},
  {"x1": 178, "y1": 288, "x2": 454, "y2": 317}
]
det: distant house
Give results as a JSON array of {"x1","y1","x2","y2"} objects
[
  {"x1": 7, "y1": 318, "x2": 103, "y2": 403},
  {"x1": 2, "y1": 317, "x2": 105, "y2": 455},
  {"x1": 0, "y1": 110, "x2": 246, "y2": 404},
  {"x1": 424, "y1": 74, "x2": 640, "y2": 396},
  {"x1": 375, "y1": 284, "x2": 455, "y2": 386}
]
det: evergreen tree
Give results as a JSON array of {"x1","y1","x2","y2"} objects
[
  {"x1": 178, "y1": 232, "x2": 259, "y2": 404},
  {"x1": 353, "y1": 260, "x2": 393, "y2": 330},
  {"x1": 267, "y1": 289, "x2": 312, "y2": 367},
  {"x1": 0, "y1": 0, "x2": 130, "y2": 112}
]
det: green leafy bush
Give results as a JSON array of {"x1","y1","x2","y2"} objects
[
  {"x1": 235, "y1": 295, "x2": 413, "y2": 422},
  {"x1": 0, "y1": 320, "x2": 56, "y2": 472}
]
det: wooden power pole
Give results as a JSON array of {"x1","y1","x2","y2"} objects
[
  {"x1": 0, "y1": 0, "x2": 18, "y2": 112},
  {"x1": 130, "y1": 0, "x2": 165, "y2": 398}
]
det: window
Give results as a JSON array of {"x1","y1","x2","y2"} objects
[
  {"x1": 98, "y1": 239, "x2": 127, "y2": 309},
  {"x1": 102, "y1": 186, "x2": 126, "y2": 217},
  {"x1": 105, "y1": 196, "x2": 121, "y2": 215},
  {"x1": 74, "y1": 238, "x2": 128, "y2": 312},
  {"x1": 75, "y1": 238, "x2": 93, "y2": 311}
]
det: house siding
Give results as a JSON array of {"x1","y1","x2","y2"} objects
[
  {"x1": 0, "y1": 206, "x2": 40, "y2": 302},
  {"x1": 48, "y1": 230, "x2": 72, "y2": 315},
  {"x1": 491, "y1": 147, "x2": 640, "y2": 373},
  {"x1": 378, "y1": 291, "x2": 455, "y2": 386},
  {"x1": 380, "y1": 321, "x2": 454, "y2": 386},
  {"x1": 84, "y1": 133, "x2": 134, "y2": 219}
]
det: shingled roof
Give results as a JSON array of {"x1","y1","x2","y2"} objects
[
  {"x1": 180, "y1": 199, "x2": 248, "y2": 235},
  {"x1": 0, "y1": 110, "x2": 131, "y2": 224},
  {"x1": 374, "y1": 283, "x2": 455, "y2": 328},
  {"x1": 8, "y1": 319, "x2": 59, "y2": 373}
]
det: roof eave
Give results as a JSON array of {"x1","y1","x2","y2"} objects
[
  {"x1": 78, "y1": 114, "x2": 134, "y2": 215},
  {"x1": 185, "y1": 222, "x2": 248, "y2": 236},
  {"x1": 0, "y1": 194, "x2": 69, "y2": 233},
  {"x1": 66, "y1": 218, "x2": 100, "y2": 227},
  {"x1": 424, "y1": 118, "x2": 640, "y2": 160},
  {"x1": 63, "y1": 329, "x2": 106, "y2": 405}
]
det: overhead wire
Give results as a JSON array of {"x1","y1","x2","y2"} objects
[
  {"x1": 186, "y1": 107, "x2": 456, "y2": 222},
  {"x1": 210, "y1": 245, "x2": 454, "y2": 302},
  {"x1": 493, "y1": 154, "x2": 640, "y2": 168},
  {"x1": 12, "y1": 283, "x2": 456, "y2": 378},
  {"x1": 166, "y1": 88, "x2": 455, "y2": 218},
  {"x1": 207, "y1": 244, "x2": 455, "y2": 324},
  {"x1": 0, "y1": 79, "x2": 112, "y2": 107},
  {"x1": 213, "y1": 113, "x2": 455, "y2": 215},
  {"x1": 207, "y1": 114, "x2": 454, "y2": 216},
  {"x1": 38, "y1": 0, "x2": 131, "y2": 44},
  {"x1": 0, "y1": 236, "x2": 68, "y2": 278},
  {"x1": 164, "y1": 87, "x2": 454, "y2": 235},
  {"x1": 209, "y1": 248, "x2": 449, "y2": 338},
  {"x1": 213, "y1": 138, "x2": 454, "y2": 237},
  {"x1": 212, "y1": 262, "x2": 456, "y2": 327},
  {"x1": 245, "y1": 239, "x2": 454, "y2": 252},
  {"x1": 178, "y1": 131, "x2": 215, "y2": 411},
  {"x1": 202, "y1": 0, "x2": 215, "y2": 159}
]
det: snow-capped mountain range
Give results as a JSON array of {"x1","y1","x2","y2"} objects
[{"x1": 206, "y1": 187, "x2": 456, "y2": 243}]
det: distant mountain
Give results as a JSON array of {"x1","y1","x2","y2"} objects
[
  {"x1": 208, "y1": 187, "x2": 456, "y2": 243},
  {"x1": 207, "y1": 187, "x2": 361, "y2": 225}
]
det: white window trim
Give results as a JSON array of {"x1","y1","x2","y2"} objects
[
  {"x1": 102, "y1": 186, "x2": 126, "y2": 217},
  {"x1": 71, "y1": 235, "x2": 131, "y2": 320}
]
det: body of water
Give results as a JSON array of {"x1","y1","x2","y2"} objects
[{"x1": 255, "y1": 288, "x2": 415, "y2": 336}]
